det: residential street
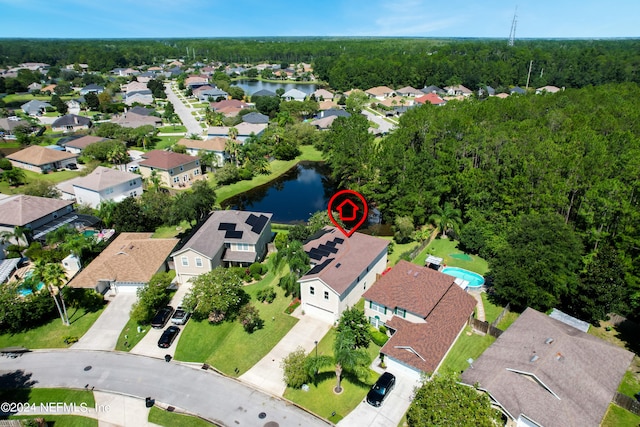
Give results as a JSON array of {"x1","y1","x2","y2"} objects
[
  {"x1": 0, "y1": 350, "x2": 331, "y2": 427},
  {"x1": 165, "y1": 82, "x2": 204, "y2": 137},
  {"x1": 361, "y1": 109, "x2": 396, "y2": 134}
]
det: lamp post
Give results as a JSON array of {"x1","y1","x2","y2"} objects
[{"x1": 314, "y1": 340, "x2": 319, "y2": 375}]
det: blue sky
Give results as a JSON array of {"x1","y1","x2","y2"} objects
[{"x1": 1, "y1": 0, "x2": 638, "y2": 39}]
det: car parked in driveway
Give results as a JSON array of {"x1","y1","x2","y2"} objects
[
  {"x1": 157, "y1": 325, "x2": 180, "y2": 348},
  {"x1": 151, "y1": 306, "x2": 174, "y2": 329},
  {"x1": 366, "y1": 372, "x2": 396, "y2": 407},
  {"x1": 171, "y1": 306, "x2": 191, "y2": 325}
]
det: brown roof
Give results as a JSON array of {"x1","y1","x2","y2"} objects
[
  {"x1": 67, "y1": 233, "x2": 178, "y2": 288},
  {"x1": 178, "y1": 137, "x2": 227, "y2": 152},
  {"x1": 365, "y1": 86, "x2": 395, "y2": 96},
  {"x1": 299, "y1": 227, "x2": 388, "y2": 296},
  {"x1": 461, "y1": 307, "x2": 634, "y2": 427},
  {"x1": 138, "y1": 150, "x2": 199, "y2": 170},
  {"x1": 416, "y1": 93, "x2": 445, "y2": 105},
  {"x1": 367, "y1": 261, "x2": 477, "y2": 373},
  {"x1": 7, "y1": 145, "x2": 77, "y2": 166},
  {"x1": 210, "y1": 99, "x2": 248, "y2": 110},
  {"x1": 0, "y1": 195, "x2": 74, "y2": 227},
  {"x1": 64, "y1": 135, "x2": 107, "y2": 149}
]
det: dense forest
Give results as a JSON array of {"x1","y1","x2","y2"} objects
[
  {"x1": 1, "y1": 38, "x2": 640, "y2": 91},
  {"x1": 321, "y1": 83, "x2": 640, "y2": 322}
]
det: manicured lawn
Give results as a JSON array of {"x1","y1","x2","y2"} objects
[
  {"x1": 152, "y1": 220, "x2": 193, "y2": 239},
  {"x1": 380, "y1": 236, "x2": 419, "y2": 266},
  {"x1": 0, "y1": 306, "x2": 105, "y2": 349},
  {"x1": 158, "y1": 125, "x2": 187, "y2": 133},
  {"x1": 153, "y1": 135, "x2": 182, "y2": 150},
  {"x1": 438, "y1": 325, "x2": 496, "y2": 374},
  {"x1": 413, "y1": 237, "x2": 489, "y2": 275},
  {"x1": 481, "y1": 292, "x2": 504, "y2": 324},
  {"x1": 174, "y1": 264, "x2": 298, "y2": 376},
  {"x1": 601, "y1": 403, "x2": 640, "y2": 427},
  {"x1": 115, "y1": 317, "x2": 150, "y2": 352},
  {"x1": 215, "y1": 145, "x2": 323, "y2": 204},
  {"x1": 284, "y1": 328, "x2": 380, "y2": 423},
  {"x1": 10, "y1": 415, "x2": 98, "y2": 427},
  {"x1": 0, "y1": 388, "x2": 95, "y2": 407},
  {"x1": 149, "y1": 406, "x2": 215, "y2": 427},
  {"x1": 0, "y1": 169, "x2": 83, "y2": 195},
  {"x1": 495, "y1": 311, "x2": 520, "y2": 330}
]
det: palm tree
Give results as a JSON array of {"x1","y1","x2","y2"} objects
[
  {"x1": 225, "y1": 139, "x2": 241, "y2": 167},
  {"x1": 429, "y1": 202, "x2": 462, "y2": 238},
  {"x1": 32, "y1": 260, "x2": 69, "y2": 326},
  {"x1": 0, "y1": 225, "x2": 29, "y2": 247}
]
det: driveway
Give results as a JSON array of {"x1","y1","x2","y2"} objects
[
  {"x1": 338, "y1": 366, "x2": 421, "y2": 427},
  {"x1": 165, "y1": 83, "x2": 203, "y2": 137},
  {"x1": 240, "y1": 311, "x2": 332, "y2": 396},
  {"x1": 0, "y1": 350, "x2": 331, "y2": 427},
  {"x1": 361, "y1": 109, "x2": 396, "y2": 134},
  {"x1": 72, "y1": 293, "x2": 137, "y2": 351}
]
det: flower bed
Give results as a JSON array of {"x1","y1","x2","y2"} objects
[{"x1": 284, "y1": 298, "x2": 301, "y2": 314}]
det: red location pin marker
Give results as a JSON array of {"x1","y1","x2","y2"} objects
[{"x1": 327, "y1": 190, "x2": 368, "y2": 237}]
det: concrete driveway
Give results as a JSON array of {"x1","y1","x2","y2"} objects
[
  {"x1": 72, "y1": 293, "x2": 137, "y2": 351},
  {"x1": 240, "y1": 311, "x2": 332, "y2": 396},
  {"x1": 337, "y1": 364, "x2": 421, "y2": 427}
]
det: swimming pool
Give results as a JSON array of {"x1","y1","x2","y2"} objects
[{"x1": 441, "y1": 267, "x2": 485, "y2": 288}]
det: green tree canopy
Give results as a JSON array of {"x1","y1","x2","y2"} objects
[{"x1": 182, "y1": 267, "x2": 249, "y2": 322}]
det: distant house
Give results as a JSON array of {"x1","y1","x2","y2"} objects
[
  {"x1": 27, "y1": 82, "x2": 42, "y2": 93},
  {"x1": 415, "y1": 93, "x2": 446, "y2": 106},
  {"x1": 210, "y1": 99, "x2": 249, "y2": 117},
  {"x1": 111, "y1": 67, "x2": 139, "y2": 77},
  {"x1": 112, "y1": 111, "x2": 162, "y2": 129},
  {"x1": 299, "y1": 227, "x2": 389, "y2": 324},
  {"x1": 79, "y1": 84, "x2": 105, "y2": 95},
  {"x1": 365, "y1": 86, "x2": 395, "y2": 100},
  {"x1": 127, "y1": 106, "x2": 155, "y2": 116},
  {"x1": 461, "y1": 307, "x2": 634, "y2": 427},
  {"x1": 206, "y1": 122, "x2": 267, "y2": 143},
  {"x1": 310, "y1": 115, "x2": 338, "y2": 130},
  {"x1": 63, "y1": 135, "x2": 108, "y2": 154},
  {"x1": 21, "y1": 100, "x2": 51, "y2": 116},
  {"x1": 281, "y1": 88, "x2": 307, "y2": 101},
  {"x1": 171, "y1": 210, "x2": 273, "y2": 283},
  {"x1": 8, "y1": 145, "x2": 78, "y2": 173},
  {"x1": 444, "y1": 85, "x2": 473, "y2": 97},
  {"x1": 363, "y1": 261, "x2": 476, "y2": 378},
  {"x1": 396, "y1": 86, "x2": 424, "y2": 97},
  {"x1": 251, "y1": 89, "x2": 277, "y2": 99},
  {"x1": 0, "y1": 117, "x2": 30, "y2": 139},
  {"x1": 124, "y1": 91, "x2": 154, "y2": 106},
  {"x1": 67, "y1": 232, "x2": 178, "y2": 294},
  {"x1": 62, "y1": 166, "x2": 143, "y2": 209},
  {"x1": 196, "y1": 88, "x2": 228, "y2": 102},
  {"x1": 311, "y1": 88, "x2": 334, "y2": 101},
  {"x1": 0, "y1": 195, "x2": 76, "y2": 244},
  {"x1": 51, "y1": 114, "x2": 92, "y2": 133},
  {"x1": 510, "y1": 86, "x2": 526, "y2": 95},
  {"x1": 317, "y1": 108, "x2": 350, "y2": 119},
  {"x1": 241, "y1": 112, "x2": 269, "y2": 124},
  {"x1": 421, "y1": 85, "x2": 445, "y2": 95},
  {"x1": 178, "y1": 137, "x2": 227, "y2": 167},
  {"x1": 185, "y1": 76, "x2": 209, "y2": 89},
  {"x1": 138, "y1": 150, "x2": 201, "y2": 189},
  {"x1": 536, "y1": 85, "x2": 561, "y2": 94}
]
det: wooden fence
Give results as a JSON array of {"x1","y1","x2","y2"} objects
[
  {"x1": 490, "y1": 303, "x2": 511, "y2": 327},
  {"x1": 407, "y1": 228, "x2": 440, "y2": 262},
  {"x1": 469, "y1": 318, "x2": 503, "y2": 339},
  {"x1": 613, "y1": 392, "x2": 640, "y2": 416}
]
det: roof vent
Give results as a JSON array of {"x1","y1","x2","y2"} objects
[
  {"x1": 413, "y1": 272, "x2": 419, "y2": 277},
  {"x1": 555, "y1": 352, "x2": 564, "y2": 361},
  {"x1": 407, "y1": 269, "x2": 413, "y2": 275},
  {"x1": 530, "y1": 354, "x2": 539, "y2": 363},
  {"x1": 545, "y1": 337, "x2": 554, "y2": 345},
  {"x1": 335, "y1": 263, "x2": 341, "y2": 268}
]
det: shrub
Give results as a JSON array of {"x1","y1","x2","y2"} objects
[
  {"x1": 370, "y1": 328, "x2": 389, "y2": 346},
  {"x1": 256, "y1": 287, "x2": 277, "y2": 304},
  {"x1": 379, "y1": 325, "x2": 387, "y2": 334},
  {"x1": 284, "y1": 298, "x2": 301, "y2": 314},
  {"x1": 281, "y1": 347, "x2": 310, "y2": 388},
  {"x1": 238, "y1": 303, "x2": 263, "y2": 333},
  {"x1": 249, "y1": 262, "x2": 263, "y2": 276}
]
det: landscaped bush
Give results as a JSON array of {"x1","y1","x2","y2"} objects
[
  {"x1": 238, "y1": 303, "x2": 263, "y2": 333},
  {"x1": 284, "y1": 298, "x2": 301, "y2": 314},
  {"x1": 378, "y1": 325, "x2": 387, "y2": 334},
  {"x1": 370, "y1": 328, "x2": 389, "y2": 346},
  {"x1": 256, "y1": 287, "x2": 277, "y2": 304}
]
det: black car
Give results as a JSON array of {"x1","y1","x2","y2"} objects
[
  {"x1": 157, "y1": 325, "x2": 180, "y2": 348},
  {"x1": 366, "y1": 372, "x2": 396, "y2": 407},
  {"x1": 170, "y1": 306, "x2": 191, "y2": 325},
  {"x1": 67, "y1": 163, "x2": 78, "y2": 170},
  {"x1": 151, "y1": 306, "x2": 174, "y2": 329}
]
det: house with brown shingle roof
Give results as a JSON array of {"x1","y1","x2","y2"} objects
[
  {"x1": 362, "y1": 260, "x2": 476, "y2": 377},
  {"x1": 179, "y1": 137, "x2": 228, "y2": 167},
  {"x1": 299, "y1": 227, "x2": 389, "y2": 324},
  {"x1": 7, "y1": 145, "x2": 78, "y2": 173},
  {"x1": 415, "y1": 93, "x2": 447, "y2": 106},
  {"x1": 444, "y1": 84, "x2": 473, "y2": 97},
  {"x1": 138, "y1": 150, "x2": 202, "y2": 189},
  {"x1": 395, "y1": 86, "x2": 424, "y2": 97},
  {"x1": 461, "y1": 307, "x2": 634, "y2": 427},
  {"x1": 365, "y1": 86, "x2": 396, "y2": 100},
  {"x1": 67, "y1": 232, "x2": 178, "y2": 294},
  {"x1": 63, "y1": 135, "x2": 108, "y2": 154}
]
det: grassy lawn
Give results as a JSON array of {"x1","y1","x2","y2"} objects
[
  {"x1": 149, "y1": 406, "x2": 215, "y2": 427},
  {"x1": 495, "y1": 311, "x2": 520, "y2": 330},
  {"x1": 115, "y1": 317, "x2": 150, "y2": 352},
  {"x1": 413, "y1": 237, "x2": 489, "y2": 275},
  {"x1": 153, "y1": 135, "x2": 183, "y2": 150},
  {"x1": 0, "y1": 388, "x2": 95, "y2": 407},
  {"x1": 0, "y1": 169, "x2": 83, "y2": 195},
  {"x1": 601, "y1": 403, "x2": 640, "y2": 427},
  {"x1": 215, "y1": 145, "x2": 323, "y2": 204},
  {"x1": 438, "y1": 325, "x2": 496, "y2": 374},
  {"x1": 284, "y1": 328, "x2": 380, "y2": 423},
  {"x1": 152, "y1": 220, "x2": 193, "y2": 239},
  {"x1": 0, "y1": 306, "x2": 105, "y2": 349},
  {"x1": 158, "y1": 125, "x2": 187, "y2": 133},
  {"x1": 481, "y1": 292, "x2": 504, "y2": 324},
  {"x1": 174, "y1": 264, "x2": 298, "y2": 376},
  {"x1": 379, "y1": 236, "x2": 419, "y2": 266},
  {"x1": 10, "y1": 415, "x2": 98, "y2": 426}
]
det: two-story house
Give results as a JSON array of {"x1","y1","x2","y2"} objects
[
  {"x1": 171, "y1": 210, "x2": 273, "y2": 284},
  {"x1": 0, "y1": 195, "x2": 76, "y2": 244},
  {"x1": 362, "y1": 260, "x2": 476, "y2": 378},
  {"x1": 298, "y1": 227, "x2": 389, "y2": 324},
  {"x1": 138, "y1": 150, "x2": 201, "y2": 189},
  {"x1": 61, "y1": 166, "x2": 143, "y2": 209}
]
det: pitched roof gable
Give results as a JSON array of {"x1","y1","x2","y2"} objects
[
  {"x1": 72, "y1": 166, "x2": 139, "y2": 192},
  {"x1": 64, "y1": 135, "x2": 107, "y2": 149},
  {"x1": 138, "y1": 150, "x2": 199, "y2": 170},
  {"x1": 0, "y1": 195, "x2": 74, "y2": 227},
  {"x1": 178, "y1": 137, "x2": 227, "y2": 152},
  {"x1": 7, "y1": 145, "x2": 78, "y2": 166}
]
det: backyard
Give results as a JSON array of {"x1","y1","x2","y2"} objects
[{"x1": 411, "y1": 237, "x2": 489, "y2": 275}]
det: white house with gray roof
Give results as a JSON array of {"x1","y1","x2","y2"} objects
[
  {"x1": 21, "y1": 100, "x2": 51, "y2": 116},
  {"x1": 281, "y1": 88, "x2": 307, "y2": 101},
  {"x1": 58, "y1": 166, "x2": 142, "y2": 209},
  {"x1": 171, "y1": 210, "x2": 273, "y2": 284}
]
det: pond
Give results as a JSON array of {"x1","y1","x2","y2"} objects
[
  {"x1": 232, "y1": 79, "x2": 317, "y2": 96},
  {"x1": 222, "y1": 162, "x2": 336, "y2": 224}
]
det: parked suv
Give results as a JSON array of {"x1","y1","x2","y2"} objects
[
  {"x1": 171, "y1": 306, "x2": 191, "y2": 325},
  {"x1": 366, "y1": 372, "x2": 396, "y2": 407},
  {"x1": 151, "y1": 306, "x2": 174, "y2": 329}
]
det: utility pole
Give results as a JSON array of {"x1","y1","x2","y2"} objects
[{"x1": 526, "y1": 60, "x2": 533, "y2": 90}]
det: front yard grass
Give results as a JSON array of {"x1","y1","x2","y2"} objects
[
  {"x1": 438, "y1": 325, "x2": 496, "y2": 374},
  {"x1": 601, "y1": 403, "x2": 640, "y2": 427},
  {"x1": 0, "y1": 169, "x2": 83, "y2": 195},
  {"x1": 10, "y1": 415, "x2": 97, "y2": 427},
  {"x1": 0, "y1": 388, "x2": 96, "y2": 407},
  {"x1": 413, "y1": 237, "x2": 489, "y2": 275},
  {"x1": 158, "y1": 125, "x2": 187, "y2": 133},
  {"x1": 283, "y1": 328, "x2": 380, "y2": 423},
  {"x1": 173, "y1": 266, "x2": 298, "y2": 376},
  {"x1": 115, "y1": 317, "x2": 150, "y2": 352},
  {"x1": 0, "y1": 306, "x2": 105, "y2": 349},
  {"x1": 149, "y1": 406, "x2": 215, "y2": 426}
]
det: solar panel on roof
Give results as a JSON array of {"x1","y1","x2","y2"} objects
[
  {"x1": 334, "y1": 237, "x2": 344, "y2": 244},
  {"x1": 245, "y1": 214, "x2": 258, "y2": 226},
  {"x1": 326, "y1": 241, "x2": 337, "y2": 248},
  {"x1": 307, "y1": 258, "x2": 333, "y2": 275},
  {"x1": 218, "y1": 223, "x2": 235, "y2": 231},
  {"x1": 250, "y1": 215, "x2": 268, "y2": 234},
  {"x1": 225, "y1": 230, "x2": 243, "y2": 239},
  {"x1": 318, "y1": 243, "x2": 338, "y2": 254},
  {"x1": 314, "y1": 247, "x2": 331, "y2": 257},
  {"x1": 308, "y1": 249, "x2": 323, "y2": 261}
]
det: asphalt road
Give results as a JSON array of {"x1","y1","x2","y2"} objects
[
  {"x1": 165, "y1": 83, "x2": 204, "y2": 137},
  {"x1": 0, "y1": 350, "x2": 330, "y2": 427}
]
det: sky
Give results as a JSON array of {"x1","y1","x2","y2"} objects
[{"x1": 0, "y1": 0, "x2": 638, "y2": 39}]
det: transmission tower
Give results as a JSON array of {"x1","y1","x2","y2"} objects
[{"x1": 508, "y1": 7, "x2": 518, "y2": 47}]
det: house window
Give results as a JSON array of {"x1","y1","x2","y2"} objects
[
  {"x1": 237, "y1": 243, "x2": 250, "y2": 251},
  {"x1": 195, "y1": 257, "x2": 203, "y2": 267},
  {"x1": 194, "y1": 169, "x2": 200, "y2": 176},
  {"x1": 173, "y1": 176, "x2": 179, "y2": 183},
  {"x1": 395, "y1": 307, "x2": 407, "y2": 318},
  {"x1": 370, "y1": 301, "x2": 386, "y2": 314},
  {"x1": 181, "y1": 256, "x2": 189, "y2": 267},
  {"x1": 183, "y1": 175, "x2": 188, "y2": 181},
  {"x1": 310, "y1": 286, "x2": 315, "y2": 295},
  {"x1": 180, "y1": 166, "x2": 184, "y2": 171},
  {"x1": 324, "y1": 291, "x2": 329, "y2": 300}
]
